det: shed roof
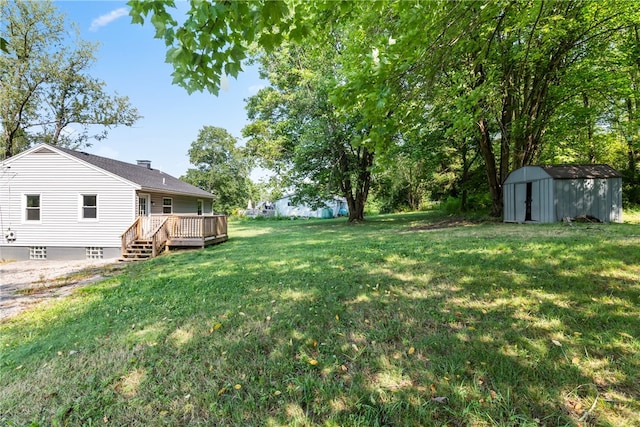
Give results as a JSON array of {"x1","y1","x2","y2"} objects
[
  {"x1": 541, "y1": 164, "x2": 622, "y2": 179},
  {"x1": 51, "y1": 145, "x2": 213, "y2": 198}
]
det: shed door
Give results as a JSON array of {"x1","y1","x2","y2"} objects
[
  {"x1": 514, "y1": 183, "x2": 527, "y2": 222},
  {"x1": 525, "y1": 182, "x2": 533, "y2": 221}
]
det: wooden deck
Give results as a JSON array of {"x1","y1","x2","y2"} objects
[{"x1": 121, "y1": 214, "x2": 228, "y2": 259}]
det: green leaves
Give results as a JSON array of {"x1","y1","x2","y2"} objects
[
  {"x1": 1, "y1": 1, "x2": 140, "y2": 156},
  {"x1": 129, "y1": 0, "x2": 640, "y2": 209},
  {"x1": 182, "y1": 126, "x2": 252, "y2": 214}
]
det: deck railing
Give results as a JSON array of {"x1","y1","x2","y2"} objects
[
  {"x1": 149, "y1": 217, "x2": 169, "y2": 257},
  {"x1": 166, "y1": 214, "x2": 227, "y2": 242},
  {"x1": 121, "y1": 214, "x2": 228, "y2": 258}
]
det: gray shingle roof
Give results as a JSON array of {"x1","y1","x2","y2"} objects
[
  {"x1": 541, "y1": 164, "x2": 622, "y2": 179},
  {"x1": 55, "y1": 145, "x2": 214, "y2": 198}
]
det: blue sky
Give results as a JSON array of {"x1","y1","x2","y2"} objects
[{"x1": 55, "y1": 1, "x2": 267, "y2": 180}]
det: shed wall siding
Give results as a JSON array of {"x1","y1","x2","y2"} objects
[
  {"x1": 553, "y1": 178, "x2": 622, "y2": 222},
  {"x1": 0, "y1": 149, "x2": 136, "y2": 248},
  {"x1": 503, "y1": 182, "x2": 516, "y2": 222}
]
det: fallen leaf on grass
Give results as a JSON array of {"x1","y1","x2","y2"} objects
[
  {"x1": 217, "y1": 387, "x2": 227, "y2": 395},
  {"x1": 552, "y1": 339, "x2": 562, "y2": 347},
  {"x1": 308, "y1": 359, "x2": 318, "y2": 365},
  {"x1": 431, "y1": 396, "x2": 448, "y2": 404},
  {"x1": 572, "y1": 357, "x2": 580, "y2": 365},
  {"x1": 408, "y1": 347, "x2": 415, "y2": 355},
  {"x1": 234, "y1": 384, "x2": 242, "y2": 390}
]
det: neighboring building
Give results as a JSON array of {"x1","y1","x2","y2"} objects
[
  {"x1": 503, "y1": 164, "x2": 623, "y2": 223},
  {"x1": 274, "y1": 194, "x2": 348, "y2": 219},
  {"x1": 0, "y1": 143, "x2": 225, "y2": 261}
]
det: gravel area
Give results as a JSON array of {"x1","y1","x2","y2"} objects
[{"x1": 0, "y1": 258, "x2": 122, "y2": 321}]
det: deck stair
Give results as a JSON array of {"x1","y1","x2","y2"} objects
[{"x1": 120, "y1": 239, "x2": 154, "y2": 261}]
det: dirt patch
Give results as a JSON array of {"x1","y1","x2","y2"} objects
[
  {"x1": 0, "y1": 258, "x2": 124, "y2": 321},
  {"x1": 407, "y1": 217, "x2": 487, "y2": 231}
]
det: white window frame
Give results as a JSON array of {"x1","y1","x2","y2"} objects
[
  {"x1": 24, "y1": 193, "x2": 42, "y2": 223},
  {"x1": 197, "y1": 199, "x2": 203, "y2": 216},
  {"x1": 162, "y1": 197, "x2": 173, "y2": 214},
  {"x1": 79, "y1": 194, "x2": 98, "y2": 221}
]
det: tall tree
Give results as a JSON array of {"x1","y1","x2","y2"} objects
[
  {"x1": 243, "y1": 43, "x2": 375, "y2": 222},
  {"x1": 0, "y1": 0, "x2": 140, "y2": 158},
  {"x1": 182, "y1": 126, "x2": 251, "y2": 214},
  {"x1": 330, "y1": 0, "x2": 640, "y2": 214},
  {"x1": 132, "y1": 0, "x2": 640, "y2": 214}
]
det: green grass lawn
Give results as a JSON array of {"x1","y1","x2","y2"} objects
[{"x1": 1, "y1": 212, "x2": 639, "y2": 426}]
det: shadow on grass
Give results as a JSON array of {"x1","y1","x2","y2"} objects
[{"x1": 1, "y1": 212, "x2": 639, "y2": 426}]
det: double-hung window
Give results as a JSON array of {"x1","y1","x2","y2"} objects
[
  {"x1": 162, "y1": 198, "x2": 173, "y2": 214},
  {"x1": 81, "y1": 194, "x2": 98, "y2": 220},
  {"x1": 25, "y1": 194, "x2": 41, "y2": 221}
]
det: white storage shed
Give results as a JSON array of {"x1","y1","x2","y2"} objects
[{"x1": 503, "y1": 165, "x2": 622, "y2": 223}]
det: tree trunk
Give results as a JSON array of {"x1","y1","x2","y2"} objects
[
  {"x1": 477, "y1": 118, "x2": 502, "y2": 216},
  {"x1": 339, "y1": 145, "x2": 373, "y2": 223}
]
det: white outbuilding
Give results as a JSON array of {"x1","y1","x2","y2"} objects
[{"x1": 503, "y1": 164, "x2": 622, "y2": 223}]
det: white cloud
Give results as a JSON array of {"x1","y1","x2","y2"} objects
[
  {"x1": 90, "y1": 7, "x2": 129, "y2": 32},
  {"x1": 248, "y1": 84, "x2": 266, "y2": 95}
]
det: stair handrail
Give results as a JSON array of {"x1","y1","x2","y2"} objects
[
  {"x1": 150, "y1": 216, "x2": 170, "y2": 258},
  {"x1": 121, "y1": 217, "x2": 141, "y2": 256}
]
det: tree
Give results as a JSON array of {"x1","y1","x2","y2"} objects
[
  {"x1": 0, "y1": 0, "x2": 140, "y2": 158},
  {"x1": 327, "y1": 0, "x2": 640, "y2": 214},
  {"x1": 182, "y1": 126, "x2": 251, "y2": 214},
  {"x1": 131, "y1": 0, "x2": 640, "y2": 214},
  {"x1": 243, "y1": 43, "x2": 375, "y2": 222}
]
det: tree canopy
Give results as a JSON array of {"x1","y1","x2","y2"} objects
[
  {"x1": 130, "y1": 0, "x2": 640, "y2": 214},
  {"x1": 182, "y1": 126, "x2": 252, "y2": 215},
  {"x1": 1, "y1": 0, "x2": 140, "y2": 158}
]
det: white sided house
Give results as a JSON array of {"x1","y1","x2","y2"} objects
[
  {"x1": 0, "y1": 144, "x2": 227, "y2": 261},
  {"x1": 503, "y1": 164, "x2": 622, "y2": 223},
  {"x1": 274, "y1": 194, "x2": 348, "y2": 219}
]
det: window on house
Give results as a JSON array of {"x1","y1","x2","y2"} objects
[
  {"x1": 82, "y1": 194, "x2": 97, "y2": 219},
  {"x1": 163, "y1": 198, "x2": 173, "y2": 214},
  {"x1": 26, "y1": 194, "x2": 40, "y2": 221},
  {"x1": 197, "y1": 199, "x2": 203, "y2": 216}
]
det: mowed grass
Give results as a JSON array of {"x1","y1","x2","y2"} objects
[{"x1": 1, "y1": 212, "x2": 639, "y2": 426}]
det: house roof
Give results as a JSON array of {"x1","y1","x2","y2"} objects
[
  {"x1": 50, "y1": 145, "x2": 213, "y2": 198},
  {"x1": 541, "y1": 164, "x2": 622, "y2": 179}
]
